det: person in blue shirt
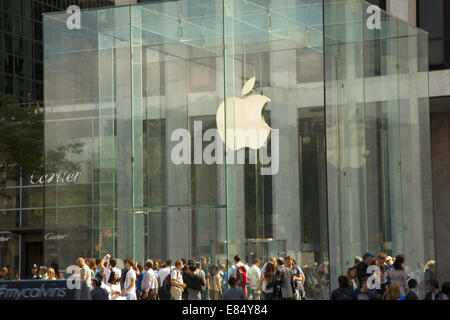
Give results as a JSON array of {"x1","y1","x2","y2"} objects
[
  {"x1": 353, "y1": 277, "x2": 376, "y2": 300},
  {"x1": 136, "y1": 264, "x2": 144, "y2": 298},
  {"x1": 222, "y1": 268, "x2": 229, "y2": 292}
]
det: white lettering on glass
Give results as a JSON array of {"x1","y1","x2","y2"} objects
[
  {"x1": 367, "y1": 5, "x2": 381, "y2": 30},
  {"x1": 29, "y1": 171, "x2": 82, "y2": 185},
  {"x1": 44, "y1": 233, "x2": 69, "y2": 241},
  {"x1": 66, "y1": 5, "x2": 81, "y2": 30}
]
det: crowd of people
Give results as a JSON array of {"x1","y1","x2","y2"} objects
[
  {"x1": 1, "y1": 251, "x2": 448, "y2": 301},
  {"x1": 77, "y1": 254, "x2": 309, "y2": 300},
  {"x1": 331, "y1": 252, "x2": 450, "y2": 300}
]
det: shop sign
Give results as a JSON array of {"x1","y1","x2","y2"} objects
[
  {"x1": 0, "y1": 280, "x2": 89, "y2": 300},
  {"x1": 44, "y1": 233, "x2": 69, "y2": 241},
  {"x1": 171, "y1": 78, "x2": 280, "y2": 176},
  {"x1": 30, "y1": 170, "x2": 82, "y2": 185}
]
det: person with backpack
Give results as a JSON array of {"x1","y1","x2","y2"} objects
[
  {"x1": 229, "y1": 255, "x2": 250, "y2": 297},
  {"x1": 170, "y1": 260, "x2": 186, "y2": 300},
  {"x1": 158, "y1": 260, "x2": 173, "y2": 300}
]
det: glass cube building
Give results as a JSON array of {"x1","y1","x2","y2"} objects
[{"x1": 42, "y1": 0, "x2": 434, "y2": 297}]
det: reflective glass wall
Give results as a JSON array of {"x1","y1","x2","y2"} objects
[
  {"x1": 43, "y1": 0, "x2": 433, "y2": 299},
  {"x1": 324, "y1": 0, "x2": 434, "y2": 295}
]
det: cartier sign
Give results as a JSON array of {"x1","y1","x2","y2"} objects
[
  {"x1": 44, "y1": 233, "x2": 69, "y2": 241},
  {"x1": 30, "y1": 170, "x2": 82, "y2": 185}
]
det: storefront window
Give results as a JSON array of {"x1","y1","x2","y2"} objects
[
  {"x1": 42, "y1": 0, "x2": 433, "y2": 299},
  {"x1": 418, "y1": 0, "x2": 450, "y2": 69}
]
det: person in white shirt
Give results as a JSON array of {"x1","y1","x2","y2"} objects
[
  {"x1": 170, "y1": 260, "x2": 186, "y2": 300},
  {"x1": 121, "y1": 258, "x2": 137, "y2": 300},
  {"x1": 109, "y1": 271, "x2": 125, "y2": 300},
  {"x1": 76, "y1": 257, "x2": 91, "y2": 287},
  {"x1": 248, "y1": 258, "x2": 262, "y2": 300},
  {"x1": 141, "y1": 260, "x2": 159, "y2": 300},
  {"x1": 103, "y1": 257, "x2": 122, "y2": 287},
  {"x1": 157, "y1": 260, "x2": 173, "y2": 300}
]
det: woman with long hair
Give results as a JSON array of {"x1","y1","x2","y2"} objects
[
  {"x1": 260, "y1": 261, "x2": 276, "y2": 300},
  {"x1": 136, "y1": 263, "x2": 144, "y2": 299},
  {"x1": 387, "y1": 255, "x2": 409, "y2": 296},
  {"x1": 383, "y1": 282, "x2": 402, "y2": 300},
  {"x1": 87, "y1": 258, "x2": 97, "y2": 280},
  {"x1": 110, "y1": 272, "x2": 125, "y2": 300},
  {"x1": 47, "y1": 268, "x2": 57, "y2": 280},
  {"x1": 346, "y1": 266, "x2": 358, "y2": 289},
  {"x1": 291, "y1": 258, "x2": 306, "y2": 300}
]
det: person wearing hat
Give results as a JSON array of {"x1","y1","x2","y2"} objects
[
  {"x1": 28, "y1": 264, "x2": 39, "y2": 279},
  {"x1": 90, "y1": 276, "x2": 109, "y2": 300},
  {"x1": 356, "y1": 253, "x2": 374, "y2": 288}
]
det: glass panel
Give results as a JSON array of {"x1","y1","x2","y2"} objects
[
  {"x1": 0, "y1": 231, "x2": 20, "y2": 280},
  {"x1": 43, "y1": 7, "x2": 102, "y2": 269},
  {"x1": 324, "y1": 0, "x2": 434, "y2": 296},
  {"x1": 397, "y1": 19, "x2": 435, "y2": 297},
  {"x1": 223, "y1": 0, "x2": 329, "y2": 299}
]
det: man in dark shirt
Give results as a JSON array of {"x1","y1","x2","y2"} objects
[
  {"x1": 356, "y1": 253, "x2": 373, "y2": 287},
  {"x1": 28, "y1": 264, "x2": 39, "y2": 279},
  {"x1": 221, "y1": 277, "x2": 246, "y2": 300},
  {"x1": 424, "y1": 280, "x2": 440, "y2": 300},
  {"x1": 405, "y1": 278, "x2": 419, "y2": 300},
  {"x1": 185, "y1": 265, "x2": 205, "y2": 300},
  {"x1": 330, "y1": 275, "x2": 355, "y2": 300},
  {"x1": 90, "y1": 277, "x2": 109, "y2": 300}
]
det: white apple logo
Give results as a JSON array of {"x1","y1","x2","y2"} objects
[{"x1": 216, "y1": 77, "x2": 272, "y2": 150}]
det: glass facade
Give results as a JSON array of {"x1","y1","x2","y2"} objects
[
  {"x1": 42, "y1": 0, "x2": 434, "y2": 298},
  {"x1": 0, "y1": 0, "x2": 116, "y2": 103},
  {"x1": 0, "y1": 0, "x2": 118, "y2": 281},
  {"x1": 325, "y1": 0, "x2": 434, "y2": 295}
]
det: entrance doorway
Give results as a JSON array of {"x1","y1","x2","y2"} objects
[{"x1": 25, "y1": 241, "x2": 43, "y2": 278}]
